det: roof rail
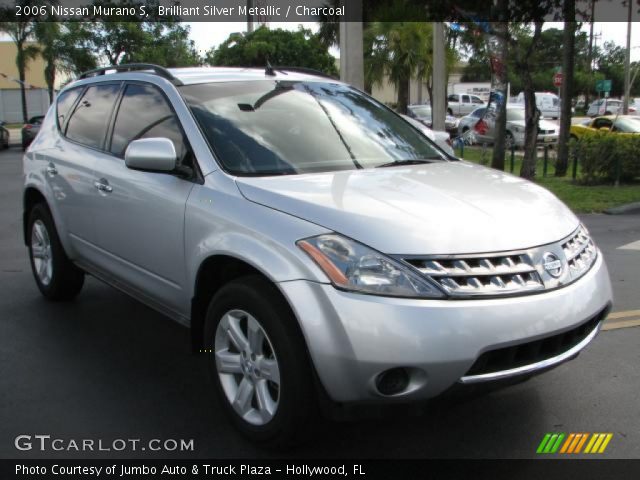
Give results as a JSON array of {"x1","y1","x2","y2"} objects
[
  {"x1": 78, "y1": 64, "x2": 183, "y2": 86},
  {"x1": 274, "y1": 66, "x2": 338, "y2": 80}
]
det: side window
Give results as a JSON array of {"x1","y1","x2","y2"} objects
[
  {"x1": 65, "y1": 84, "x2": 121, "y2": 149},
  {"x1": 472, "y1": 96, "x2": 484, "y2": 104},
  {"x1": 56, "y1": 88, "x2": 83, "y2": 130},
  {"x1": 110, "y1": 83, "x2": 190, "y2": 166},
  {"x1": 448, "y1": 94, "x2": 459, "y2": 102},
  {"x1": 461, "y1": 95, "x2": 470, "y2": 104}
]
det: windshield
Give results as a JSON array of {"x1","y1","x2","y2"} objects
[
  {"x1": 180, "y1": 81, "x2": 445, "y2": 176},
  {"x1": 506, "y1": 109, "x2": 526, "y2": 121},
  {"x1": 613, "y1": 118, "x2": 640, "y2": 133}
]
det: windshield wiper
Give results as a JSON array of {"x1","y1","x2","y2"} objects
[{"x1": 375, "y1": 158, "x2": 441, "y2": 168}]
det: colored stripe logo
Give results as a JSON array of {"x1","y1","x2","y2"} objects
[{"x1": 537, "y1": 433, "x2": 613, "y2": 454}]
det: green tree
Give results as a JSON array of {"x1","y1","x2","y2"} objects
[
  {"x1": 0, "y1": 11, "x2": 40, "y2": 122},
  {"x1": 595, "y1": 41, "x2": 626, "y2": 97},
  {"x1": 364, "y1": 22, "x2": 433, "y2": 114},
  {"x1": 122, "y1": 24, "x2": 201, "y2": 67},
  {"x1": 207, "y1": 26, "x2": 338, "y2": 77},
  {"x1": 33, "y1": 22, "x2": 98, "y2": 102}
]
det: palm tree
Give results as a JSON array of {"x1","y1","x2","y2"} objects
[
  {"x1": 33, "y1": 23, "x2": 98, "y2": 102},
  {"x1": 0, "y1": 22, "x2": 39, "y2": 122},
  {"x1": 365, "y1": 22, "x2": 433, "y2": 114}
]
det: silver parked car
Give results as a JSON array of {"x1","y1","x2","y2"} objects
[
  {"x1": 23, "y1": 65, "x2": 612, "y2": 447},
  {"x1": 400, "y1": 114, "x2": 455, "y2": 156},
  {"x1": 407, "y1": 104, "x2": 459, "y2": 135},
  {"x1": 586, "y1": 98, "x2": 637, "y2": 117},
  {"x1": 458, "y1": 106, "x2": 559, "y2": 148}
]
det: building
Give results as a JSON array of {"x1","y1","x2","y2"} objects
[
  {"x1": 370, "y1": 61, "x2": 472, "y2": 107},
  {"x1": 0, "y1": 41, "x2": 51, "y2": 123}
]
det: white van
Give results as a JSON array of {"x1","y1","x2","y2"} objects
[{"x1": 515, "y1": 92, "x2": 561, "y2": 119}]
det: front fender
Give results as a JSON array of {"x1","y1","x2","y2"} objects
[{"x1": 184, "y1": 173, "x2": 331, "y2": 300}]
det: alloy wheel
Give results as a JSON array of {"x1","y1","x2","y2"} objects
[
  {"x1": 31, "y1": 220, "x2": 53, "y2": 286},
  {"x1": 214, "y1": 309, "x2": 281, "y2": 426}
]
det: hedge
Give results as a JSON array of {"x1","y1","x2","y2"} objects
[{"x1": 570, "y1": 132, "x2": 640, "y2": 184}]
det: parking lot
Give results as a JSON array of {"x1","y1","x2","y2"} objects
[{"x1": 1, "y1": 145, "x2": 639, "y2": 459}]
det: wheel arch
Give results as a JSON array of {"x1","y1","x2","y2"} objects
[
  {"x1": 23, "y1": 187, "x2": 48, "y2": 245},
  {"x1": 191, "y1": 254, "x2": 301, "y2": 354}
]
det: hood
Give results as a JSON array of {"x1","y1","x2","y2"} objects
[{"x1": 235, "y1": 162, "x2": 578, "y2": 255}]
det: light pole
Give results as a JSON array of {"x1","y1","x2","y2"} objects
[{"x1": 623, "y1": 0, "x2": 632, "y2": 114}]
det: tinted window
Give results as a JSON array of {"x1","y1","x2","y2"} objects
[
  {"x1": 180, "y1": 81, "x2": 445, "y2": 176},
  {"x1": 110, "y1": 83, "x2": 188, "y2": 163},
  {"x1": 448, "y1": 94, "x2": 459, "y2": 102},
  {"x1": 471, "y1": 108, "x2": 486, "y2": 118},
  {"x1": 472, "y1": 96, "x2": 484, "y2": 104},
  {"x1": 56, "y1": 88, "x2": 83, "y2": 129},
  {"x1": 66, "y1": 84, "x2": 120, "y2": 149}
]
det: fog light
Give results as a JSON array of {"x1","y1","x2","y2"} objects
[{"x1": 375, "y1": 368, "x2": 410, "y2": 396}]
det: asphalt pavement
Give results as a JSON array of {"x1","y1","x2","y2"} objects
[{"x1": 1, "y1": 146, "x2": 639, "y2": 459}]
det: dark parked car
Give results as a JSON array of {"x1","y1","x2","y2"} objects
[
  {"x1": 21, "y1": 115, "x2": 45, "y2": 150},
  {"x1": 0, "y1": 121, "x2": 10, "y2": 149}
]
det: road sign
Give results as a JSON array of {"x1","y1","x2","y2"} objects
[
  {"x1": 553, "y1": 73, "x2": 563, "y2": 87},
  {"x1": 596, "y1": 79, "x2": 612, "y2": 93}
]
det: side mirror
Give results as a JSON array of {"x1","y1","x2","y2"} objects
[{"x1": 125, "y1": 138, "x2": 176, "y2": 173}]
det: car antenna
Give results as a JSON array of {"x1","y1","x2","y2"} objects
[{"x1": 265, "y1": 59, "x2": 276, "y2": 77}]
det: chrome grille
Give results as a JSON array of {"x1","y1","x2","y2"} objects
[
  {"x1": 404, "y1": 254, "x2": 544, "y2": 297},
  {"x1": 401, "y1": 225, "x2": 598, "y2": 299},
  {"x1": 562, "y1": 225, "x2": 597, "y2": 279}
]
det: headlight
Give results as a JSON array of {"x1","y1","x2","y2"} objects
[{"x1": 297, "y1": 234, "x2": 445, "y2": 298}]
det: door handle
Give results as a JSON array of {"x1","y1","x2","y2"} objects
[
  {"x1": 46, "y1": 164, "x2": 58, "y2": 176},
  {"x1": 94, "y1": 180, "x2": 113, "y2": 193}
]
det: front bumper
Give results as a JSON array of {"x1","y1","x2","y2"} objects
[{"x1": 279, "y1": 253, "x2": 612, "y2": 403}]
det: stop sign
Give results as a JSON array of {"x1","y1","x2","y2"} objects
[{"x1": 553, "y1": 73, "x2": 563, "y2": 87}]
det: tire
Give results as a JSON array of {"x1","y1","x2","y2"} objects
[
  {"x1": 204, "y1": 275, "x2": 316, "y2": 448},
  {"x1": 447, "y1": 108, "x2": 453, "y2": 115},
  {"x1": 505, "y1": 131, "x2": 515, "y2": 150},
  {"x1": 27, "y1": 203, "x2": 84, "y2": 301}
]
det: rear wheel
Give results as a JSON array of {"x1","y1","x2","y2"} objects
[
  {"x1": 204, "y1": 275, "x2": 316, "y2": 448},
  {"x1": 27, "y1": 203, "x2": 84, "y2": 301}
]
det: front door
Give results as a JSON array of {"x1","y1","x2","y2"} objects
[{"x1": 88, "y1": 82, "x2": 197, "y2": 314}]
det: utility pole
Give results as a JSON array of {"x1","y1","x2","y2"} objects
[
  {"x1": 586, "y1": 0, "x2": 595, "y2": 109},
  {"x1": 339, "y1": 0, "x2": 364, "y2": 90},
  {"x1": 247, "y1": 0, "x2": 254, "y2": 33},
  {"x1": 432, "y1": 22, "x2": 446, "y2": 131},
  {"x1": 623, "y1": 0, "x2": 632, "y2": 114}
]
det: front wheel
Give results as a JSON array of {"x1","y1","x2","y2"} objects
[
  {"x1": 204, "y1": 275, "x2": 316, "y2": 448},
  {"x1": 505, "y1": 131, "x2": 515, "y2": 150},
  {"x1": 27, "y1": 203, "x2": 84, "y2": 300}
]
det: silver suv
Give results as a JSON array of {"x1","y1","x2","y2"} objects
[{"x1": 23, "y1": 65, "x2": 612, "y2": 447}]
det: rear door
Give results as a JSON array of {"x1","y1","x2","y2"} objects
[
  {"x1": 87, "y1": 82, "x2": 196, "y2": 314},
  {"x1": 47, "y1": 83, "x2": 122, "y2": 261}
]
